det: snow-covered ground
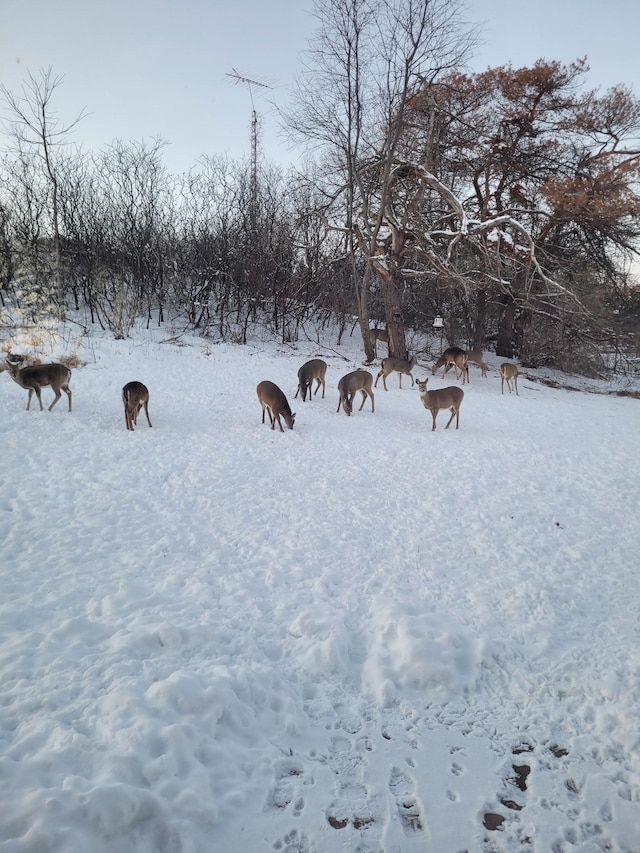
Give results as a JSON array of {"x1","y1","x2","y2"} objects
[{"x1": 1, "y1": 320, "x2": 639, "y2": 853}]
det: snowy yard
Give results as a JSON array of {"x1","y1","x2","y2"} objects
[{"x1": 1, "y1": 322, "x2": 639, "y2": 852}]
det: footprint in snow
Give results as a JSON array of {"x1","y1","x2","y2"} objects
[
  {"x1": 388, "y1": 766, "x2": 425, "y2": 834},
  {"x1": 265, "y1": 759, "x2": 305, "y2": 813}
]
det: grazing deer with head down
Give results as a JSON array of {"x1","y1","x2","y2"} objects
[
  {"x1": 374, "y1": 355, "x2": 417, "y2": 390},
  {"x1": 431, "y1": 347, "x2": 469, "y2": 384},
  {"x1": 122, "y1": 381, "x2": 152, "y2": 430},
  {"x1": 257, "y1": 381, "x2": 296, "y2": 431},
  {"x1": 294, "y1": 359, "x2": 327, "y2": 402},
  {"x1": 499, "y1": 363, "x2": 519, "y2": 395},
  {"x1": 336, "y1": 370, "x2": 375, "y2": 416},
  {"x1": 3, "y1": 355, "x2": 72, "y2": 411},
  {"x1": 416, "y1": 378, "x2": 464, "y2": 430},
  {"x1": 465, "y1": 348, "x2": 488, "y2": 377}
]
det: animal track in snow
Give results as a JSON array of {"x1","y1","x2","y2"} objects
[
  {"x1": 271, "y1": 828, "x2": 315, "y2": 853},
  {"x1": 483, "y1": 740, "x2": 619, "y2": 852},
  {"x1": 388, "y1": 766, "x2": 425, "y2": 834},
  {"x1": 325, "y1": 735, "x2": 379, "y2": 835},
  {"x1": 265, "y1": 759, "x2": 305, "y2": 813},
  {"x1": 380, "y1": 719, "x2": 419, "y2": 750}
]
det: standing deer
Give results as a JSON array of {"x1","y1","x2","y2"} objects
[
  {"x1": 367, "y1": 327, "x2": 389, "y2": 356},
  {"x1": 122, "y1": 381, "x2": 152, "y2": 430},
  {"x1": 416, "y1": 378, "x2": 464, "y2": 431},
  {"x1": 465, "y1": 348, "x2": 488, "y2": 377},
  {"x1": 499, "y1": 363, "x2": 519, "y2": 395},
  {"x1": 257, "y1": 381, "x2": 296, "y2": 431},
  {"x1": 374, "y1": 355, "x2": 418, "y2": 390},
  {"x1": 294, "y1": 359, "x2": 327, "y2": 401},
  {"x1": 3, "y1": 355, "x2": 72, "y2": 411},
  {"x1": 336, "y1": 370, "x2": 375, "y2": 416},
  {"x1": 431, "y1": 347, "x2": 469, "y2": 384}
]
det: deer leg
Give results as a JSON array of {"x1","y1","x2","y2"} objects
[
  {"x1": 48, "y1": 388, "x2": 62, "y2": 410},
  {"x1": 142, "y1": 401, "x2": 152, "y2": 427},
  {"x1": 445, "y1": 407, "x2": 457, "y2": 429}
]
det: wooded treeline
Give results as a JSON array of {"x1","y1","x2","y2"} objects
[{"x1": 1, "y1": 0, "x2": 639, "y2": 375}]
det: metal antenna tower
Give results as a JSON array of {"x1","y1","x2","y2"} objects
[{"x1": 226, "y1": 69, "x2": 272, "y2": 221}]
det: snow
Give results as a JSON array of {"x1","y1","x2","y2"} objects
[{"x1": 1, "y1": 320, "x2": 639, "y2": 853}]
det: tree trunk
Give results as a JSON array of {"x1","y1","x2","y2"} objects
[
  {"x1": 354, "y1": 257, "x2": 376, "y2": 362},
  {"x1": 472, "y1": 287, "x2": 487, "y2": 349},
  {"x1": 496, "y1": 294, "x2": 517, "y2": 357},
  {"x1": 380, "y1": 268, "x2": 408, "y2": 360}
]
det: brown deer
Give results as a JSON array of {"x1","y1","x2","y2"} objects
[
  {"x1": 257, "y1": 381, "x2": 296, "y2": 431},
  {"x1": 374, "y1": 355, "x2": 418, "y2": 390},
  {"x1": 431, "y1": 347, "x2": 469, "y2": 384},
  {"x1": 122, "y1": 381, "x2": 152, "y2": 430},
  {"x1": 499, "y1": 363, "x2": 519, "y2": 395},
  {"x1": 367, "y1": 327, "x2": 389, "y2": 356},
  {"x1": 416, "y1": 378, "x2": 464, "y2": 431},
  {"x1": 336, "y1": 370, "x2": 375, "y2": 416},
  {"x1": 465, "y1": 348, "x2": 488, "y2": 377},
  {"x1": 294, "y1": 359, "x2": 327, "y2": 401},
  {"x1": 3, "y1": 355, "x2": 72, "y2": 411}
]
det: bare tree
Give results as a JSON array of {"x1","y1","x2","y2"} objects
[
  {"x1": 0, "y1": 67, "x2": 87, "y2": 318},
  {"x1": 285, "y1": 0, "x2": 477, "y2": 359}
]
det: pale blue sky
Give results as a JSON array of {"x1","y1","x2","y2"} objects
[{"x1": 1, "y1": 0, "x2": 638, "y2": 174}]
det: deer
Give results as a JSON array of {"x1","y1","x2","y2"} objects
[
  {"x1": 336, "y1": 370, "x2": 375, "y2": 416},
  {"x1": 122, "y1": 381, "x2": 152, "y2": 430},
  {"x1": 374, "y1": 355, "x2": 418, "y2": 390},
  {"x1": 3, "y1": 354, "x2": 72, "y2": 411},
  {"x1": 465, "y1": 348, "x2": 488, "y2": 377},
  {"x1": 499, "y1": 363, "x2": 519, "y2": 395},
  {"x1": 257, "y1": 381, "x2": 296, "y2": 431},
  {"x1": 367, "y1": 327, "x2": 389, "y2": 356},
  {"x1": 294, "y1": 359, "x2": 327, "y2": 402},
  {"x1": 431, "y1": 347, "x2": 469, "y2": 384},
  {"x1": 416, "y1": 378, "x2": 464, "y2": 431}
]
